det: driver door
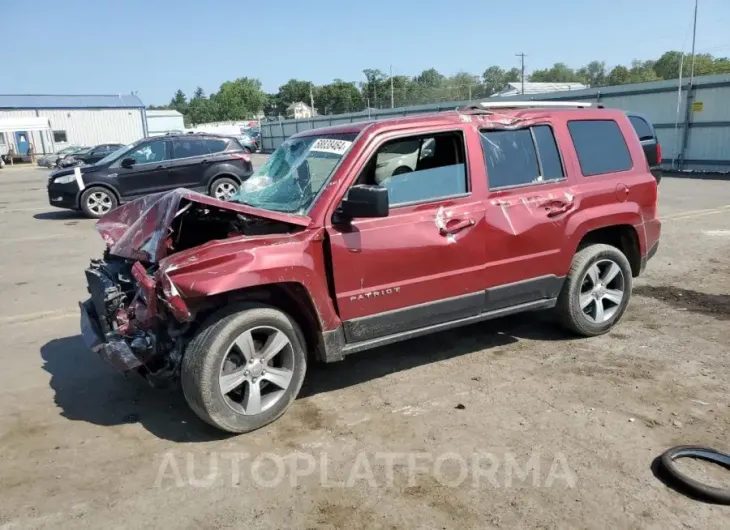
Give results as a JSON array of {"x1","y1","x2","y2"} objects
[
  {"x1": 325, "y1": 129, "x2": 489, "y2": 344},
  {"x1": 115, "y1": 139, "x2": 172, "y2": 199}
]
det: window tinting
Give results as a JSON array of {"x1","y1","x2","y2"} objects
[
  {"x1": 568, "y1": 120, "x2": 632, "y2": 176},
  {"x1": 533, "y1": 125, "x2": 564, "y2": 181},
  {"x1": 53, "y1": 130, "x2": 67, "y2": 143},
  {"x1": 368, "y1": 132, "x2": 467, "y2": 206},
  {"x1": 481, "y1": 129, "x2": 539, "y2": 189},
  {"x1": 628, "y1": 116, "x2": 654, "y2": 141},
  {"x1": 174, "y1": 138, "x2": 210, "y2": 159},
  {"x1": 205, "y1": 139, "x2": 228, "y2": 153}
]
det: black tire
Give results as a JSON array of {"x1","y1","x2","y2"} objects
[
  {"x1": 79, "y1": 186, "x2": 119, "y2": 219},
  {"x1": 181, "y1": 303, "x2": 308, "y2": 434},
  {"x1": 556, "y1": 243, "x2": 633, "y2": 336},
  {"x1": 209, "y1": 176, "x2": 239, "y2": 202},
  {"x1": 660, "y1": 445, "x2": 730, "y2": 504},
  {"x1": 392, "y1": 165, "x2": 412, "y2": 176}
]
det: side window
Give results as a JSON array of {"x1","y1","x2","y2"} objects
[
  {"x1": 127, "y1": 140, "x2": 169, "y2": 164},
  {"x1": 365, "y1": 132, "x2": 467, "y2": 207},
  {"x1": 568, "y1": 120, "x2": 633, "y2": 176},
  {"x1": 173, "y1": 138, "x2": 210, "y2": 159},
  {"x1": 53, "y1": 130, "x2": 67, "y2": 143},
  {"x1": 628, "y1": 116, "x2": 654, "y2": 141},
  {"x1": 533, "y1": 125, "x2": 564, "y2": 181},
  {"x1": 205, "y1": 139, "x2": 228, "y2": 153}
]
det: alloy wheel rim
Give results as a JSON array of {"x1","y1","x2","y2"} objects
[
  {"x1": 579, "y1": 259, "x2": 625, "y2": 323},
  {"x1": 87, "y1": 191, "x2": 112, "y2": 215},
  {"x1": 215, "y1": 182, "x2": 237, "y2": 201},
  {"x1": 219, "y1": 326, "x2": 295, "y2": 416}
]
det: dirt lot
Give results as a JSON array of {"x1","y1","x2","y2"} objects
[{"x1": 0, "y1": 165, "x2": 729, "y2": 529}]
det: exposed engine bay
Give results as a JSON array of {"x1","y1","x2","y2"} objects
[{"x1": 82, "y1": 199, "x2": 304, "y2": 387}]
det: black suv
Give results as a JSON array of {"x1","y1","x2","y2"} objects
[
  {"x1": 58, "y1": 144, "x2": 126, "y2": 168},
  {"x1": 47, "y1": 134, "x2": 254, "y2": 218}
]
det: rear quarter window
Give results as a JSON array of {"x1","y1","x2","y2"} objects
[
  {"x1": 567, "y1": 120, "x2": 633, "y2": 176},
  {"x1": 205, "y1": 138, "x2": 229, "y2": 153},
  {"x1": 628, "y1": 116, "x2": 655, "y2": 141}
]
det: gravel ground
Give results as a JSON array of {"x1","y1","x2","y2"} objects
[{"x1": 0, "y1": 166, "x2": 729, "y2": 529}]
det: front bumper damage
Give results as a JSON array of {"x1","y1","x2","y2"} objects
[{"x1": 79, "y1": 299, "x2": 143, "y2": 372}]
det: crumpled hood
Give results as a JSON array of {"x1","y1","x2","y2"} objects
[{"x1": 95, "y1": 188, "x2": 312, "y2": 262}]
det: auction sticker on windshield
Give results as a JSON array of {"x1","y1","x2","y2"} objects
[{"x1": 311, "y1": 138, "x2": 353, "y2": 155}]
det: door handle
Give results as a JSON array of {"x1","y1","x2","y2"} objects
[
  {"x1": 200, "y1": 159, "x2": 209, "y2": 164},
  {"x1": 155, "y1": 164, "x2": 169, "y2": 169},
  {"x1": 545, "y1": 202, "x2": 574, "y2": 217},
  {"x1": 440, "y1": 218, "x2": 475, "y2": 236}
]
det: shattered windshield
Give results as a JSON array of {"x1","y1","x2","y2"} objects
[{"x1": 232, "y1": 132, "x2": 357, "y2": 213}]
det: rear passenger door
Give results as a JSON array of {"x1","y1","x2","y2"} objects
[
  {"x1": 168, "y1": 137, "x2": 212, "y2": 191},
  {"x1": 480, "y1": 124, "x2": 577, "y2": 297}
]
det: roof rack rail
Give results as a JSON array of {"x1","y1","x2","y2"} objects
[{"x1": 461, "y1": 100, "x2": 602, "y2": 111}]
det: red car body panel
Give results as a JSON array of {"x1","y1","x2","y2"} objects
[{"x1": 96, "y1": 107, "x2": 661, "y2": 341}]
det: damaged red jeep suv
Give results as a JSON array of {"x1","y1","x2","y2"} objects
[{"x1": 80, "y1": 101, "x2": 661, "y2": 433}]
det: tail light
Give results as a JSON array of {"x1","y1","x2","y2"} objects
[
  {"x1": 656, "y1": 142, "x2": 662, "y2": 165},
  {"x1": 231, "y1": 152, "x2": 251, "y2": 163}
]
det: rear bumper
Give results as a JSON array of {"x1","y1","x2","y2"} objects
[{"x1": 79, "y1": 300, "x2": 143, "y2": 372}]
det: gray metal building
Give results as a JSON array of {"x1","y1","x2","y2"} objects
[
  {"x1": 0, "y1": 94, "x2": 147, "y2": 155},
  {"x1": 261, "y1": 73, "x2": 730, "y2": 172}
]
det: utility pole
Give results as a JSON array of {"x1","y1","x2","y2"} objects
[
  {"x1": 309, "y1": 85, "x2": 315, "y2": 117},
  {"x1": 516, "y1": 52, "x2": 527, "y2": 95},
  {"x1": 390, "y1": 65, "x2": 395, "y2": 108},
  {"x1": 678, "y1": 0, "x2": 699, "y2": 170}
]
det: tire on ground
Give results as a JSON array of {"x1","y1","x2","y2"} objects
[
  {"x1": 209, "y1": 176, "x2": 239, "y2": 200},
  {"x1": 181, "y1": 303, "x2": 308, "y2": 434},
  {"x1": 556, "y1": 243, "x2": 633, "y2": 336},
  {"x1": 79, "y1": 186, "x2": 118, "y2": 219}
]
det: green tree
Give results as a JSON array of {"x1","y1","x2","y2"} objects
[
  {"x1": 448, "y1": 72, "x2": 482, "y2": 100},
  {"x1": 169, "y1": 89, "x2": 188, "y2": 114},
  {"x1": 482, "y1": 66, "x2": 506, "y2": 95},
  {"x1": 576, "y1": 60, "x2": 607, "y2": 87},
  {"x1": 628, "y1": 60, "x2": 660, "y2": 83},
  {"x1": 606, "y1": 65, "x2": 631, "y2": 85},
  {"x1": 529, "y1": 62, "x2": 582, "y2": 83},
  {"x1": 277, "y1": 79, "x2": 315, "y2": 109},
  {"x1": 186, "y1": 86, "x2": 211, "y2": 126},
  {"x1": 315, "y1": 80, "x2": 364, "y2": 114},
  {"x1": 213, "y1": 77, "x2": 267, "y2": 120}
]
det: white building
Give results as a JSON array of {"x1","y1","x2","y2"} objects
[
  {"x1": 0, "y1": 94, "x2": 147, "y2": 154},
  {"x1": 286, "y1": 101, "x2": 317, "y2": 119},
  {"x1": 146, "y1": 109, "x2": 185, "y2": 136},
  {"x1": 491, "y1": 82, "x2": 588, "y2": 97}
]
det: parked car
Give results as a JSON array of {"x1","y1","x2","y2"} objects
[
  {"x1": 37, "y1": 145, "x2": 87, "y2": 168},
  {"x1": 77, "y1": 102, "x2": 661, "y2": 433},
  {"x1": 237, "y1": 133, "x2": 258, "y2": 153},
  {"x1": 47, "y1": 134, "x2": 253, "y2": 218},
  {"x1": 58, "y1": 143, "x2": 125, "y2": 168},
  {"x1": 626, "y1": 112, "x2": 662, "y2": 183}
]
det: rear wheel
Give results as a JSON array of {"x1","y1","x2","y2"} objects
[
  {"x1": 80, "y1": 186, "x2": 118, "y2": 219},
  {"x1": 556, "y1": 243, "x2": 633, "y2": 336},
  {"x1": 210, "y1": 177, "x2": 239, "y2": 201},
  {"x1": 181, "y1": 304, "x2": 308, "y2": 433}
]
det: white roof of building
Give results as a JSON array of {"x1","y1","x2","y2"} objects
[
  {"x1": 0, "y1": 116, "x2": 51, "y2": 131},
  {"x1": 498, "y1": 82, "x2": 588, "y2": 95},
  {"x1": 145, "y1": 109, "x2": 183, "y2": 117}
]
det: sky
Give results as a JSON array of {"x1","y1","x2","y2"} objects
[{"x1": 1, "y1": 0, "x2": 728, "y2": 106}]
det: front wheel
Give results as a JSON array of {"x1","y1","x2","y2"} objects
[
  {"x1": 181, "y1": 304, "x2": 308, "y2": 433},
  {"x1": 556, "y1": 243, "x2": 633, "y2": 336}
]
